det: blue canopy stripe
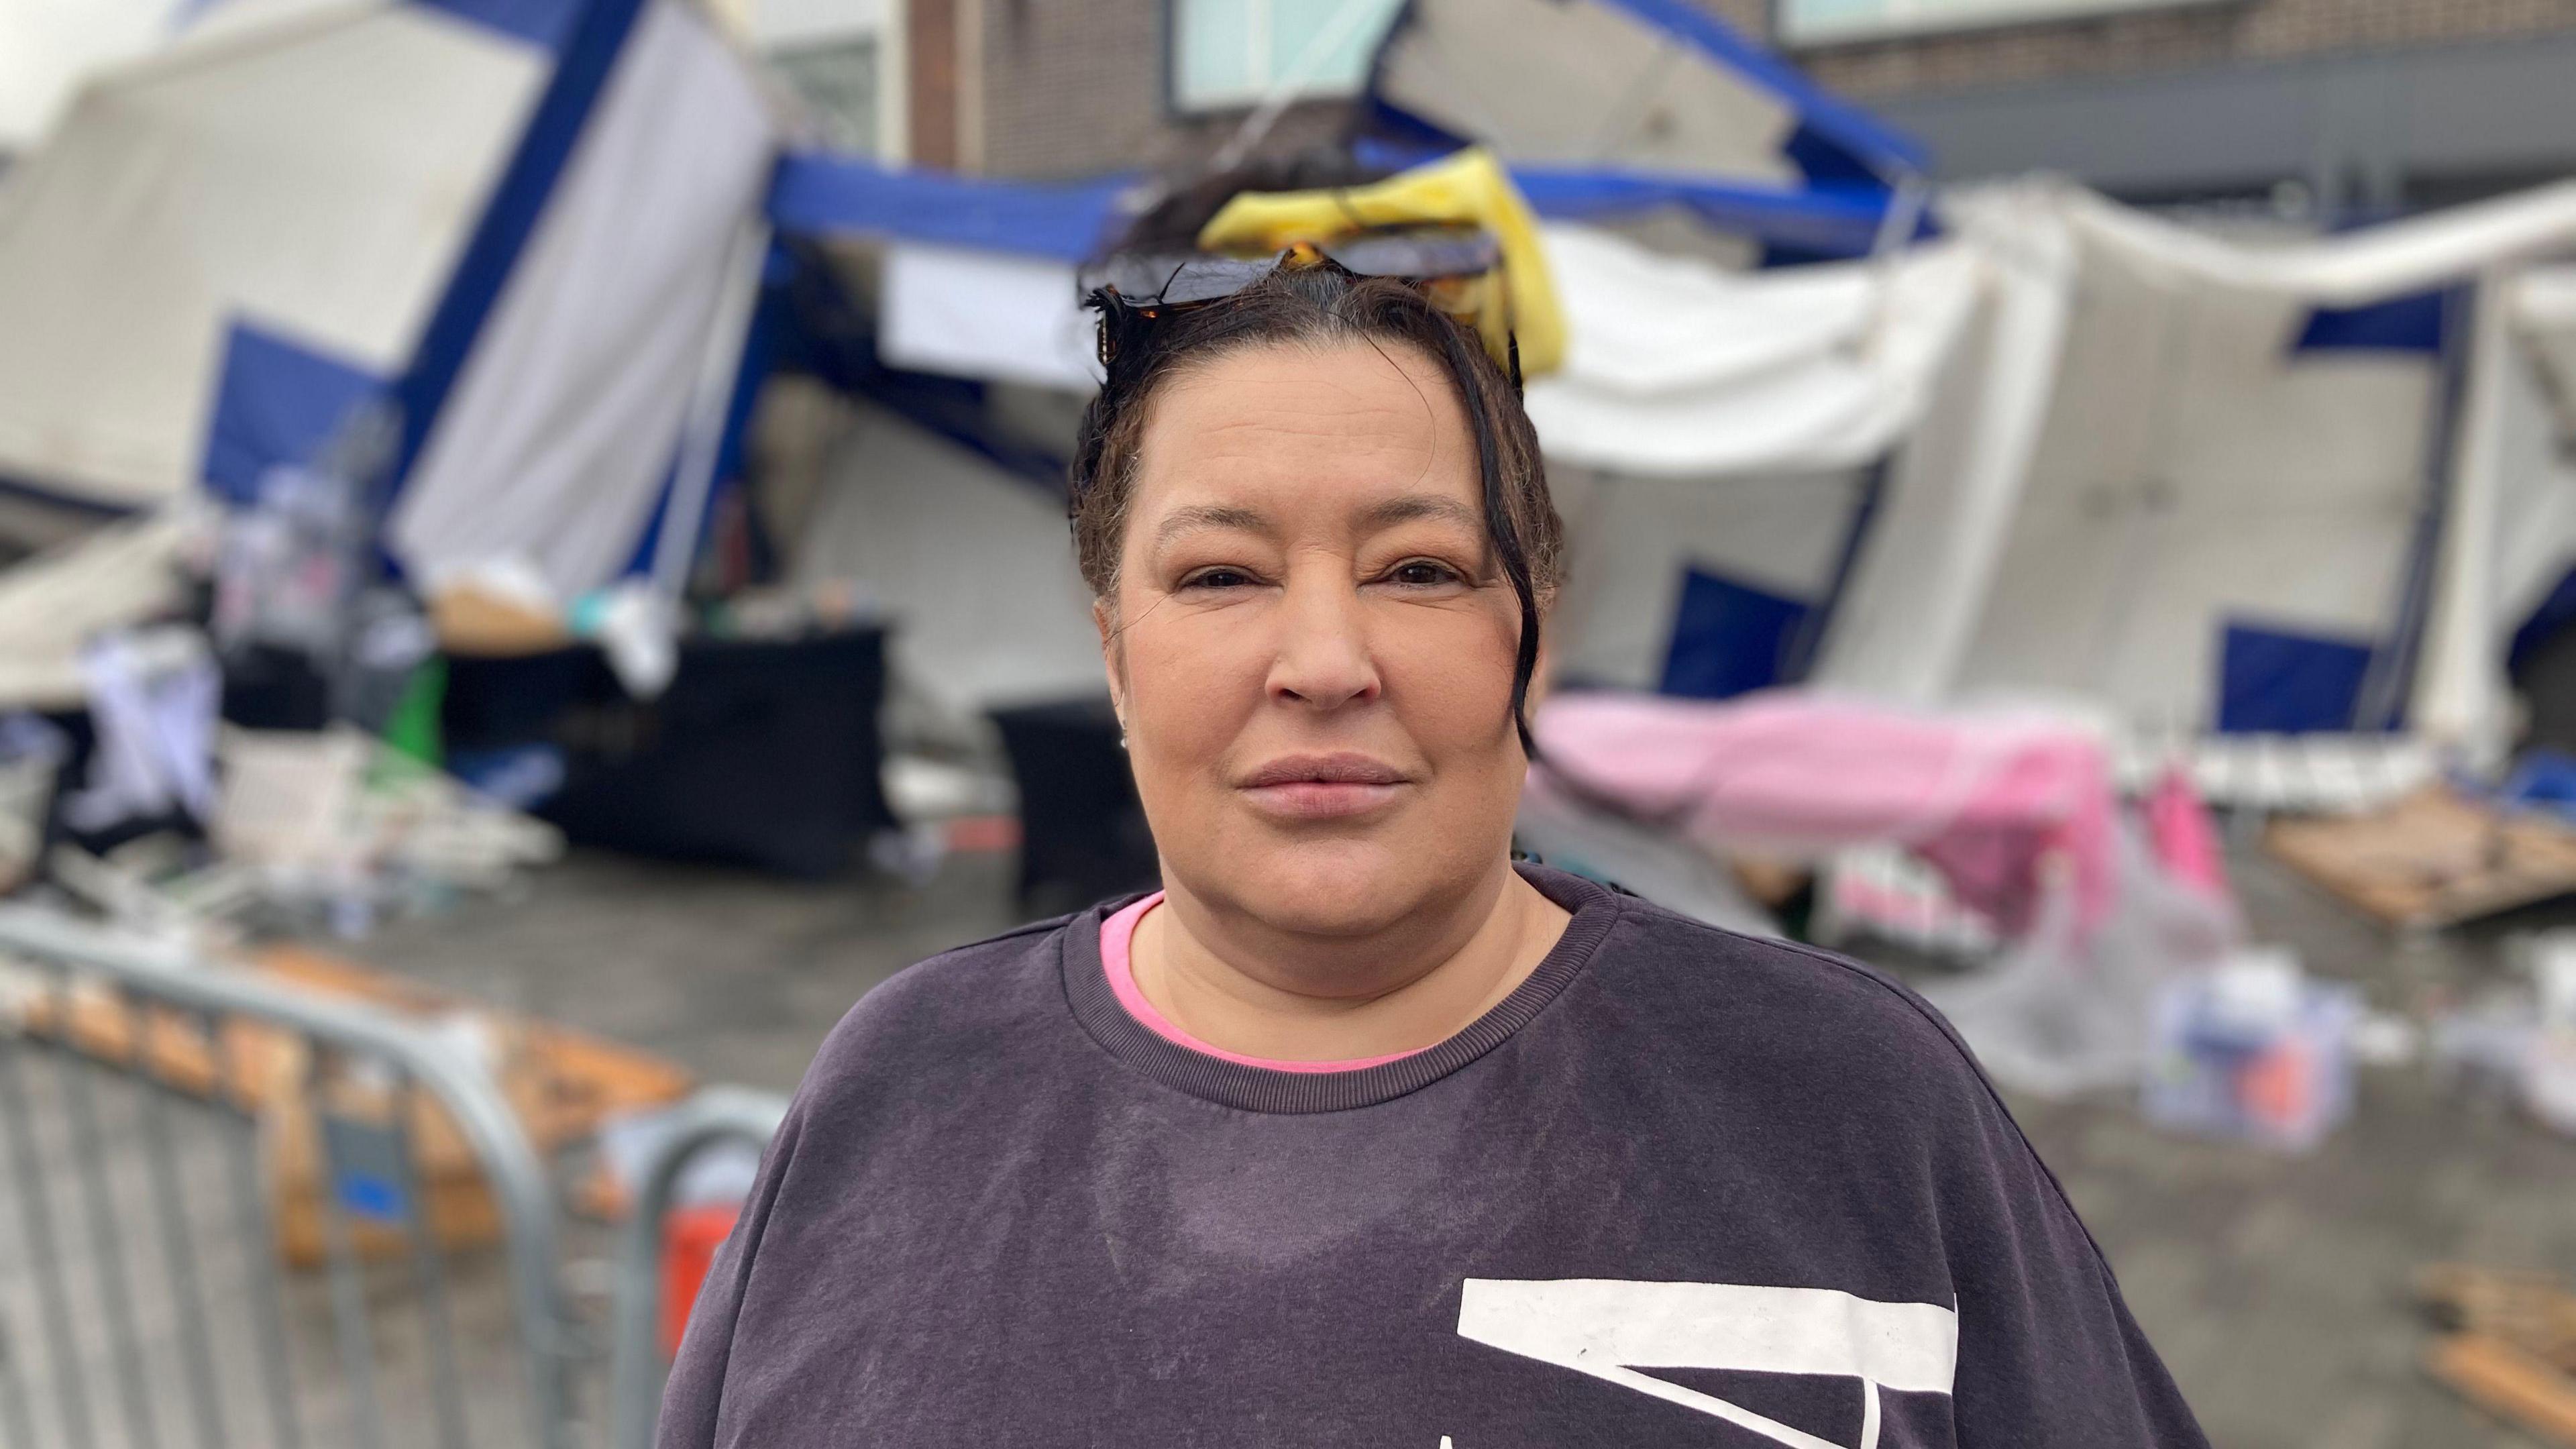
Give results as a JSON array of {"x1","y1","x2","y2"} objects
[
  {"x1": 767, "y1": 156, "x2": 1136, "y2": 264},
  {"x1": 2292, "y1": 290, "x2": 2449, "y2": 354},
  {"x1": 2216, "y1": 622, "x2": 2381, "y2": 735},
  {"x1": 202, "y1": 323, "x2": 388, "y2": 505},
  {"x1": 769, "y1": 152, "x2": 1907, "y2": 260},
  {"x1": 1512, "y1": 167, "x2": 1902, "y2": 256},
  {"x1": 187, "y1": 0, "x2": 588, "y2": 48},
  {"x1": 417, "y1": 0, "x2": 592, "y2": 50},
  {"x1": 2514, "y1": 567, "x2": 2576, "y2": 674},
  {"x1": 1660, "y1": 565, "x2": 1813, "y2": 701}
]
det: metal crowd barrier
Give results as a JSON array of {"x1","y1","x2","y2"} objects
[
  {"x1": 604, "y1": 1088, "x2": 786, "y2": 1449},
  {"x1": 0, "y1": 906, "x2": 789, "y2": 1449}
]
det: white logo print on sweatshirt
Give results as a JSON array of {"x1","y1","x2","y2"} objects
[{"x1": 1456, "y1": 1279, "x2": 1959, "y2": 1449}]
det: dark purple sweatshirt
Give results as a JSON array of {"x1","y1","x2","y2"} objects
[{"x1": 657, "y1": 865, "x2": 2206, "y2": 1448}]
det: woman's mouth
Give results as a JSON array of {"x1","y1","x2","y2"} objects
[{"x1": 1236, "y1": 753, "x2": 1411, "y2": 820}]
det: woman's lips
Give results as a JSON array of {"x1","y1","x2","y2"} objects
[
  {"x1": 1240, "y1": 779, "x2": 1407, "y2": 819},
  {"x1": 1236, "y1": 753, "x2": 1411, "y2": 820}
]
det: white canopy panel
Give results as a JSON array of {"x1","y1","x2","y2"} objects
[
  {"x1": 1947, "y1": 242, "x2": 2435, "y2": 731},
  {"x1": 874, "y1": 221, "x2": 1986, "y2": 478},
  {"x1": 793, "y1": 402, "x2": 1106, "y2": 717},
  {"x1": 1525, "y1": 224, "x2": 1981, "y2": 476},
  {"x1": 388, "y1": 0, "x2": 779, "y2": 602},
  {"x1": 0, "y1": 1, "x2": 543, "y2": 504},
  {"x1": 1550, "y1": 463, "x2": 1872, "y2": 690},
  {"x1": 1827, "y1": 180, "x2": 2576, "y2": 759},
  {"x1": 2516, "y1": 265, "x2": 2576, "y2": 445},
  {"x1": 0, "y1": 0, "x2": 189, "y2": 151},
  {"x1": 1372, "y1": 0, "x2": 1797, "y2": 182},
  {"x1": 881, "y1": 244, "x2": 1103, "y2": 392}
]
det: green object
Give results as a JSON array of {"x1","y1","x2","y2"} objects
[{"x1": 381, "y1": 655, "x2": 447, "y2": 769}]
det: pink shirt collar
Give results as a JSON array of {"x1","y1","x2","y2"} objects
[{"x1": 1097, "y1": 893, "x2": 1427, "y2": 1074}]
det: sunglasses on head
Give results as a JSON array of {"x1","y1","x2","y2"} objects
[
  {"x1": 1079, "y1": 225, "x2": 1515, "y2": 383},
  {"x1": 1078, "y1": 225, "x2": 1503, "y2": 310}
]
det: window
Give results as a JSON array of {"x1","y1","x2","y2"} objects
[
  {"x1": 1171, "y1": 0, "x2": 1405, "y2": 113},
  {"x1": 1776, "y1": 0, "x2": 2229, "y2": 47},
  {"x1": 772, "y1": 38, "x2": 879, "y2": 156}
]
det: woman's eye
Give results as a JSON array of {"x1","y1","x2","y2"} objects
[
  {"x1": 1387, "y1": 560, "x2": 1462, "y2": 587},
  {"x1": 1181, "y1": 567, "x2": 1256, "y2": 591}
]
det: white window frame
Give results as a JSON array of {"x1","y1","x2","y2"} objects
[
  {"x1": 1169, "y1": 0, "x2": 1399, "y2": 114},
  {"x1": 770, "y1": 36, "x2": 882, "y2": 158},
  {"x1": 1774, "y1": 0, "x2": 2236, "y2": 48}
]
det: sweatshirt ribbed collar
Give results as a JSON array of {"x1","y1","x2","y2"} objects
[{"x1": 1060, "y1": 864, "x2": 1621, "y2": 1114}]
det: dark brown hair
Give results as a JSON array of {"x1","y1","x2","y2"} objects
[{"x1": 1069, "y1": 262, "x2": 1563, "y2": 754}]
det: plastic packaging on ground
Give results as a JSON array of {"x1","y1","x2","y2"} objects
[
  {"x1": 2432, "y1": 930, "x2": 2576, "y2": 1137},
  {"x1": 2142, "y1": 950, "x2": 2361, "y2": 1152},
  {"x1": 1924, "y1": 823, "x2": 2238, "y2": 1099}
]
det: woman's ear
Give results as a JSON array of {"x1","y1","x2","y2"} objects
[
  {"x1": 1523, "y1": 608, "x2": 1556, "y2": 718},
  {"x1": 1093, "y1": 596, "x2": 1126, "y2": 729}
]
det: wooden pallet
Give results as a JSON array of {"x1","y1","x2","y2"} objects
[
  {"x1": 16, "y1": 941, "x2": 693, "y2": 1265},
  {"x1": 2267, "y1": 788, "x2": 2576, "y2": 928},
  {"x1": 2422, "y1": 1264, "x2": 2576, "y2": 1445}
]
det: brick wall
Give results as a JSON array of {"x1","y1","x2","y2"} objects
[
  {"x1": 909, "y1": 0, "x2": 960, "y2": 168},
  {"x1": 971, "y1": 0, "x2": 1164, "y2": 176},
  {"x1": 1737, "y1": 0, "x2": 2576, "y2": 99},
  {"x1": 963, "y1": 0, "x2": 1350, "y2": 177}
]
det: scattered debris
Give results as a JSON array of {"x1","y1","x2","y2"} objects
[
  {"x1": 62, "y1": 626, "x2": 220, "y2": 835},
  {"x1": 425, "y1": 557, "x2": 574, "y2": 657},
  {"x1": 2267, "y1": 786, "x2": 2576, "y2": 928},
  {"x1": 1921, "y1": 828, "x2": 2238, "y2": 1099},
  {"x1": 1825, "y1": 843, "x2": 2001, "y2": 958},
  {"x1": 2114, "y1": 731, "x2": 2436, "y2": 815},
  {"x1": 0, "y1": 500, "x2": 207, "y2": 712},
  {"x1": 0, "y1": 714, "x2": 65, "y2": 892},
  {"x1": 2426, "y1": 1335, "x2": 2576, "y2": 1446},
  {"x1": 1726, "y1": 855, "x2": 1813, "y2": 912},
  {"x1": 2143, "y1": 949, "x2": 2359, "y2": 1150},
  {"x1": 2420, "y1": 1265, "x2": 2576, "y2": 1446},
  {"x1": 214, "y1": 724, "x2": 563, "y2": 936},
  {"x1": 2425, "y1": 930, "x2": 2576, "y2": 1136},
  {"x1": 2502, "y1": 750, "x2": 2576, "y2": 829},
  {"x1": 2347, "y1": 1009, "x2": 2422, "y2": 1068},
  {"x1": 2422, "y1": 1264, "x2": 2576, "y2": 1368}
]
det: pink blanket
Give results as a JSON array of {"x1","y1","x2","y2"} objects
[{"x1": 1531, "y1": 691, "x2": 2121, "y2": 938}]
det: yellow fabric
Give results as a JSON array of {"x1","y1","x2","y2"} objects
[{"x1": 1193, "y1": 148, "x2": 1565, "y2": 378}]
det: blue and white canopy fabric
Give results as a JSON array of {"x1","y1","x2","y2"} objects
[
  {"x1": 763, "y1": 154, "x2": 1981, "y2": 476},
  {"x1": 759, "y1": 0, "x2": 1933, "y2": 282},
  {"x1": 0, "y1": 0, "x2": 777, "y2": 604},
  {"x1": 1364, "y1": 0, "x2": 1923, "y2": 246},
  {"x1": 1815, "y1": 181, "x2": 2576, "y2": 777},
  {"x1": 1370, "y1": 0, "x2": 1921, "y2": 185},
  {"x1": 767, "y1": 144, "x2": 2576, "y2": 771},
  {"x1": 1, "y1": 0, "x2": 193, "y2": 153}
]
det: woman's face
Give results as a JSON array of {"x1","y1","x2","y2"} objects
[{"x1": 1101, "y1": 339, "x2": 1532, "y2": 940}]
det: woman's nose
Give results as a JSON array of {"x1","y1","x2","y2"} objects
[{"x1": 1265, "y1": 576, "x2": 1381, "y2": 711}]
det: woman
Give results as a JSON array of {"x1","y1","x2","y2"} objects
[{"x1": 657, "y1": 241, "x2": 2206, "y2": 1448}]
